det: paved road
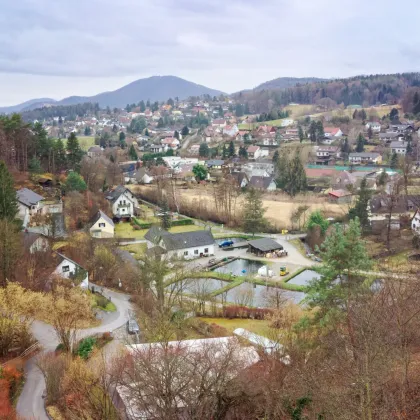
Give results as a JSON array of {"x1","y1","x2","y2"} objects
[{"x1": 16, "y1": 285, "x2": 132, "y2": 420}]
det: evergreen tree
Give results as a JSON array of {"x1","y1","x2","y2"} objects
[
  {"x1": 242, "y1": 188, "x2": 266, "y2": 235},
  {"x1": 309, "y1": 121, "x2": 317, "y2": 142},
  {"x1": 377, "y1": 170, "x2": 388, "y2": 186},
  {"x1": 66, "y1": 133, "x2": 84, "y2": 171},
  {"x1": 54, "y1": 139, "x2": 67, "y2": 171},
  {"x1": 84, "y1": 126, "x2": 91, "y2": 136},
  {"x1": 275, "y1": 151, "x2": 289, "y2": 189},
  {"x1": 244, "y1": 103, "x2": 250, "y2": 115},
  {"x1": 272, "y1": 150, "x2": 279, "y2": 163},
  {"x1": 390, "y1": 152, "x2": 398, "y2": 169},
  {"x1": 65, "y1": 172, "x2": 87, "y2": 192},
  {"x1": 139, "y1": 100, "x2": 146, "y2": 112},
  {"x1": 341, "y1": 138, "x2": 350, "y2": 158},
  {"x1": 360, "y1": 109, "x2": 367, "y2": 121},
  {"x1": 348, "y1": 177, "x2": 371, "y2": 230},
  {"x1": 407, "y1": 140, "x2": 413, "y2": 155},
  {"x1": 28, "y1": 157, "x2": 42, "y2": 174},
  {"x1": 389, "y1": 108, "x2": 399, "y2": 121},
  {"x1": 222, "y1": 144, "x2": 228, "y2": 159},
  {"x1": 145, "y1": 129, "x2": 150, "y2": 137},
  {"x1": 112, "y1": 124, "x2": 118, "y2": 133},
  {"x1": 119, "y1": 131, "x2": 126, "y2": 143},
  {"x1": 199, "y1": 143, "x2": 210, "y2": 157},
  {"x1": 315, "y1": 120, "x2": 324, "y2": 142},
  {"x1": 181, "y1": 126, "x2": 190, "y2": 136},
  {"x1": 129, "y1": 144, "x2": 138, "y2": 161},
  {"x1": 174, "y1": 130, "x2": 180, "y2": 140},
  {"x1": 413, "y1": 92, "x2": 420, "y2": 115},
  {"x1": 238, "y1": 146, "x2": 248, "y2": 159},
  {"x1": 283, "y1": 150, "x2": 307, "y2": 196},
  {"x1": 228, "y1": 141, "x2": 235, "y2": 157},
  {"x1": 146, "y1": 100, "x2": 151, "y2": 108},
  {"x1": 157, "y1": 118, "x2": 165, "y2": 128},
  {"x1": 367, "y1": 126, "x2": 373, "y2": 139},
  {"x1": 160, "y1": 199, "x2": 172, "y2": 230},
  {"x1": 0, "y1": 161, "x2": 18, "y2": 221},
  {"x1": 192, "y1": 164, "x2": 208, "y2": 181},
  {"x1": 243, "y1": 133, "x2": 251, "y2": 145},
  {"x1": 298, "y1": 125, "x2": 304, "y2": 142},
  {"x1": 356, "y1": 134, "x2": 365, "y2": 152}
]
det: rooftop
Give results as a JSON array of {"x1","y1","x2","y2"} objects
[
  {"x1": 16, "y1": 188, "x2": 44, "y2": 207},
  {"x1": 248, "y1": 238, "x2": 283, "y2": 252}
]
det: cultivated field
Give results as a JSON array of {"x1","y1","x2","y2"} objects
[{"x1": 61, "y1": 135, "x2": 96, "y2": 151}]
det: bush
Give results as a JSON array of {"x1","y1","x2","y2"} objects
[
  {"x1": 132, "y1": 218, "x2": 152, "y2": 229},
  {"x1": 223, "y1": 305, "x2": 272, "y2": 320},
  {"x1": 171, "y1": 218, "x2": 194, "y2": 227},
  {"x1": 77, "y1": 337, "x2": 96, "y2": 360},
  {"x1": 95, "y1": 295, "x2": 109, "y2": 309},
  {"x1": 56, "y1": 343, "x2": 65, "y2": 352}
]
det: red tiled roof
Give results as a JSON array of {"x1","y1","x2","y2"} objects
[
  {"x1": 247, "y1": 146, "x2": 260, "y2": 153},
  {"x1": 305, "y1": 168, "x2": 337, "y2": 178},
  {"x1": 329, "y1": 189, "x2": 352, "y2": 198}
]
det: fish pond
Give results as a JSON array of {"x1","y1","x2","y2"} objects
[{"x1": 212, "y1": 258, "x2": 265, "y2": 276}]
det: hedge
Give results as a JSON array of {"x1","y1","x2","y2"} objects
[
  {"x1": 171, "y1": 218, "x2": 194, "y2": 226},
  {"x1": 132, "y1": 219, "x2": 152, "y2": 229}
]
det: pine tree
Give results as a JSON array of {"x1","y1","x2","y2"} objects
[
  {"x1": 199, "y1": 143, "x2": 210, "y2": 157},
  {"x1": 66, "y1": 133, "x2": 84, "y2": 170},
  {"x1": 160, "y1": 199, "x2": 172, "y2": 230},
  {"x1": 367, "y1": 126, "x2": 373, "y2": 139},
  {"x1": 129, "y1": 144, "x2": 138, "y2": 161},
  {"x1": 283, "y1": 150, "x2": 307, "y2": 196},
  {"x1": 239, "y1": 146, "x2": 248, "y2": 159},
  {"x1": 275, "y1": 152, "x2": 289, "y2": 189},
  {"x1": 222, "y1": 144, "x2": 228, "y2": 159},
  {"x1": 348, "y1": 177, "x2": 371, "y2": 230},
  {"x1": 315, "y1": 120, "x2": 324, "y2": 142},
  {"x1": 390, "y1": 152, "x2": 398, "y2": 169},
  {"x1": 377, "y1": 170, "x2": 388, "y2": 186},
  {"x1": 28, "y1": 157, "x2": 42, "y2": 174},
  {"x1": 272, "y1": 150, "x2": 279, "y2": 163},
  {"x1": 298, "y1": 125, "x2": 304, "y2": 142},
  {"x1": 356, "y1": 134, "x2": 365, "y2": 152},
  {"x1": 174, "y1": 130, "x2": 180, "y2": 140},
  {"x1": 242, "y1": 188, "x2": 266, "y2": 235},
  {"x1": 309, "y1": 121, "x2": 317, "y2": 142},
  {"x1": 54, "y1": 139, "x2": 67, "y2": 171},
  {"x1": 181, "y1": 126, "x2": 190, "y2": 136},
  {"x1": 228, "y1": 141, "x2": 235, "y2": 157},
  {"x1": 0, "y1": 161, "x2": 19, "y2": 221}
]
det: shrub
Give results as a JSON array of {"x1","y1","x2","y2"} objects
[
  {"x1": 95, "y1": 295, "x2": 109, "y2": 309},
  {"x1": 223, "y1": 305, "x2": 272, "y2": 320},
  {"x1": 171, "y1": 218, "x2": 194, "y2": 227},
  {"x1": 56, "y1": 343, "x2": 65, "y2": 352},
  {"x1": 0, "y1": 378, "x2": 14, "y2": 419},
  {"x1": 77, "y1": 337, "x2": 96, "y2": 360}
]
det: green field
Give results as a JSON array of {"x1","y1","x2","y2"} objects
[
  {"x1": 115, "y1": 222, "x2": 203, "y2": 239},
  {"x1": 238, "y1": 118, "x2": 292, "y2": 130},
  {"x1": 61, "y1": 136, "x2": 96, "y2": 151}
]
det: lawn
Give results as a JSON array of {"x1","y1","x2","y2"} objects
[
  {"x1": 115, "y1": 221, "x2": 203, "y2": 239},
  {"x1": 200, "y1": 317, "x2": 271, "y2": 337},
  {"x1": 120, "y1": 243, "x2": 147, "y2": 259},
  {"x1": 61, "y1": 136, "x2": 96, "y2": 151}
]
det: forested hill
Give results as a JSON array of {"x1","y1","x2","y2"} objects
[
  {"x1": 253, "y1": 77, "x2": 327, "y2": 91},
  {"x1": 235, "y1": 73, "x2": 420, "y2": 113}
]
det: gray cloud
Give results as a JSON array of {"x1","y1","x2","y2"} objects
[{"x1": 0, "y1": 0, "x2": 419, "y2": 105}]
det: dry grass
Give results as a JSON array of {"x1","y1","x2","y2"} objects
[
  {"x1": 310, "y1": 105, "x2": 399, "y2": 120},
  {"x1": 200, "y1": 317, "x2": 270, "y2": 337}
]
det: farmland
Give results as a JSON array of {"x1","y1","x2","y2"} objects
[{"x1": 61, "y1": 135, "x2": 96, "y2": 151}]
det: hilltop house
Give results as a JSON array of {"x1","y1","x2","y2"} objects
[
  {"x1": 324, "y1": 127, "x2": 343, "y2": 138},
  {"x1": 87, "y1": 146, "x2": 102, "y2": 158},
  {"x1": 161, "y1": 137, "x2": 180, "y2": 150},
  {"x1": 52, "y1": 252, "x2": 89, "y2": 289},
  {"x1": 105, "y1": 186, "x2": 139, "y2": 218},
  {"x1": 88, "y1": 210, "x2": 115, "y2": 238},
  {"x1": 390, "y1": 141, "x2": 408, "y2": 155},
  {"x1": 150, "y1": 144, "x2": 167, "y2": 154},
  {"x1": 365, "y1": 122, "x2": 381, "y2": 133},
  {"x1": 17, "y1": 188, "x2": 44, "y2": 227},
  {"x1": 145, "y1": 226, "x2": 215, "y2": 259}
]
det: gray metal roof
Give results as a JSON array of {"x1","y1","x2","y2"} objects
[
  {"x1": 16, "y1": 188, "x2": 44, "y2": 207},
  {"x1": 390, "y1": 141, "x2": 407, "y2": 148},
  {"x1": 105, "y1": 185, "x2": 130, "y2": 203},
  {"x1": 248, "y1": 238, "x2": 283, "y2": 252},
  {"x1": 349, "y1": 152, "x2": 380, "y2": 158}
]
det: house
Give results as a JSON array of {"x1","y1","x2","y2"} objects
[
  {"x1": 411, "y1": 209, "x2": 420, "y2": 232},
  {"x1": 247, "y1": 146, "x2": 261, "y2": 160},
  {"x1": 349, "y1": 152, "x2": 382, "y2": 164},
  {"x1": 365, "y1": 122, "x2": 381, "y2": 133},
  {"x1": 370, "y1": 195, "x2": 420, "y2": 215},
  {"x1": 390, "y1": 141, "x2": 407, "y2": 155},
  {"x1": 212, "y1": 119, "x2": 226, "y2": 128},
  {"x1": 285, "y1": 128, "x2": 299, "y2": 137},
  {"x1": 324, "y1": 127, "x2": 343, "y2": 138},
  {"x1": 262, "y1": 136, "x2": 279, "y2": 146},
  {"x1": 52, "y1": 252, "x2": 89, "y2": 289},
  {"x1": 316, "y1": 146, "x2": 340, "y2": 160},
  {"x1": 135, "y1": 168, "x2": 154, "y2": 184},
  {"x1": 89, "y1": 210, "x2": 115, "y2": 238},
  {"x1": 223, "y1": 124, "x2": 239, "y2": 137},
  {"x1": 333, "y1": 171, "x2": 377, "y2": 191},
  {"x1": 248, "y1": 176, "x2": 276, "y2": 191},
  {"x1": 87, "y1": 146, "x2": 102, "y2": 158},
  {"x1": 105, "y1": 186, "x2": 139, "y2": 218},
  {"x1": 189, "y1": 144, "x2": 200, "y2": 155},
  {"x1": 150, "y1": 144, "x2": 167, "y2": 154},
  {"x1": 22, "y1": 231, "x2": 49, "y2": 253},
  {"x1": 328, "y1": 189, "x2": 353, "y2": 204},
  {"x1": 161, "y1": 137, "x2": 180, "y2": 150},
  {"x1": 206, "y1": 160, "x2": 225, "y2": 170},
  {"x1": 389, "y1": 124, "x2": 415, "y2": 134},
  {"x1": 379, "y1": 132, "x2": 402, "y2": 142},
  {"x1": 16, "y1": 188, "x2": 44, "y2": 227},
  {"x1": 144, "y1": 226, "x2": 215, "y2": 259},
  {"x1": 229, "y1": 172, "x2": 249, "y2": 188}
]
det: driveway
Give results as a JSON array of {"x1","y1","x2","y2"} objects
[{"x1": 16, "y1": 285, "x2": 132, "y2": 420}]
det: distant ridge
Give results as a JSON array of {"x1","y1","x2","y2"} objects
[
  {"x1": 254, "y1": 77, "x2": 328, "y2": 91},
  {"x1": 1, "y1": 76, "x2": 223, "y2": 113}
]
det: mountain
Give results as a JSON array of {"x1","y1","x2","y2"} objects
[
  {"x1": 0, "y1": 98, "x2": 56, "y2": 114},
  {"x1": 254, "y1": 77, "x2": 328, "y2": 91},
  {"x1": 2, "y1": 76, "x2": 223, "y2": 113}
]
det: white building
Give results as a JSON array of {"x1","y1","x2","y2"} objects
[
  {"x1": 411, "y1": 209, "x2": 420, "y2": 232},
  {"x1": 106, "y1": 186, "x2": 139, "y2": 218},
  {"x1": 88, "y1": 210, "x2": 115, "y2": 238},
  {"x1": 390, "y1": 141, "x2": 407, "y2": 155},
  {"x1": 16, "y1": 188, "x2": 44, "y2": 227},
  {"x1": 53, "y1": 253, "x2": 89, "y2": 289},
  {"x1": 145, "y1": 226, "x2": 215, "y2": 259},
  {"x1": 365, "y1": 122, "x2": 381, "y2": 133}
]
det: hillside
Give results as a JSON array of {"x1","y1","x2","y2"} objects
[
  {"x1": 0, "y1": 98, "x2": 56, "y2": 114},
  {"x1": 235, "y1": 73, "x2": 420, "y2": 113},
  {"x1": 2, "y1": 76, "x2": 223, "y2": 113},
  {"x1": 254, "y1": 77, "x2": 327, "y2": 91}
]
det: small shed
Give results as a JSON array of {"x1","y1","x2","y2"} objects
[
  {"x1": 328, "y1": 189, "x2": 352, "y2": 204},
  {"x1": 248, "y1": 238, "x2": 283, "y2": 256}
]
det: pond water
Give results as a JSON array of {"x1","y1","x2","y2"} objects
[
  {"x1": 215, "y1": 237, "x2": 244, "y2": 245},
  {"x1": 287, "y1": 270, "x2": 320, "y2": 287},
  {"x1": 216, "y1": 282, "x2": 306, "y2": 308},
  {"x1": 166, "y1": 278, "x2": 229, "y2": 295},
  {"x1": 213, "y1": 258, "x2": 265, "y2": 276}
]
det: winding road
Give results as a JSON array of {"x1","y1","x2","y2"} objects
[{"x1": 16, "y1": 285, "x2": 132, "y2": 420}]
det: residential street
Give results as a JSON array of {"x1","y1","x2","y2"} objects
[{"x1": 16, "y1": 285, "x2": 132, "y2": 420}]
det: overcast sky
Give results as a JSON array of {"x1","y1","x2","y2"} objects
[{"x1": 1, "y1": 0, "x2": 419, "y2": 106}]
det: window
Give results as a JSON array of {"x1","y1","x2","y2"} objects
[
  {"x1": 62, "y1": 265, "x2": 70, "y2": 273},
  {"x1": 122, "y1": 208, "x2": 125, "y2": 212},
  {"x1": 99, "y1": 223, "x2": 105, "y2": 228},
  {"x1": 204, "y1": 248, "x2": 209, "y2": 253},
  {"x1": 194, "y1": 250, "x2": 199, "y2": 255},
  {"x1": 184, "y1": 251, "x2": 188, "y2": 256}
]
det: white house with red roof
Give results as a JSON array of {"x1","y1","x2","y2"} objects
[
  {"x1": 324, "y1": 127, "x2": 343, "y2": 138},
  {"x1": 212, "y1": 119, "x2": 226, "y2": 128},
  {"x1": 247, "y1": 145, "x2": 262, "y2": 160},
  {"x1": 223, "y1": 124, "x2": 239, "y2": 137},
  {"x1": 161, "y1": 137, "x2": 180, "y2": 150}
]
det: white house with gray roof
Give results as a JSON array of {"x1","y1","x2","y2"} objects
[
  {"x1": 105, "y1": 186, "x2": 139, "y2": 218},
  {"x1": 390, "y1": 141, "x2": 408, "y2": 155},
  {"x1": 145, "y1": 226, "x2": 215, "y2": 259},
  {"x1": 89, "y1": 210, "x2": 115, "y2": 238},
  {"x1": 16, "y1": 188, "x2": 44, "y2": 227}
]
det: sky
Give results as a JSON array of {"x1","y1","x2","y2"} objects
[{"x1": 1, "y1": 0, "x2": 420, "y2": 106}]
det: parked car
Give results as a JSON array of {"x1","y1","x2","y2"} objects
[
  {"x1": 127, "y1": 319, "x2": 140, "y2": 335},
  {"x1": 219, "y1": 240, "x2": 234, "y2": 248}
]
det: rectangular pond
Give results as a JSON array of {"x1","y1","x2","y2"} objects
[
  {"x1": 166, "y1": 278, "x2": 229, "y2": 296},
  {"x1": 216, "y1": 282, "x2": 306, "y2": 308},
  {"x1": 213, "y1": 258, "x2": 265, "y2": 276},
  {"x1": 287, "y1": 269, "x2": 320, "y2": 287}
]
